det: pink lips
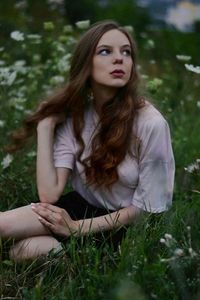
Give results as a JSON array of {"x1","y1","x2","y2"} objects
[
  {"x1": 111, "y1": 69, "x2": 125, "y2": 74},
  {"x1": 110, "y1": 69, "x2": 125, "y2": 77}
]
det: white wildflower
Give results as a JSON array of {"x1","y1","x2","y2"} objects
[
  {"x1": 123, "y1": 25, "x2": 134, "y2": 33},
  {"x1": 160, "y1": 238, "x2": 166, "y2": 244},
  {"x1": 27, "y1": 34, "x2": 41, "y2": 44},
  {"x1": 176, "y1": 55, "x2": 191, "y2": 62},
  {"x1": 184, "y1": 159, "x2": 200, "y2": 173},
  {"x1": 164, "y1": 233, "x2": 173, "y2": 240},
  {"x1": 197, "y1": 101, "x2": 200, "y2": 108},
  {"x1": 44, "y1": 22, "x2": 55, "y2": 31},
  {"x1": 63, "y1": 25, "x2": 73, "y2": 33},
  {"x1": 9, "y1": 97, "x2": 26, "y2": 109},
  {"x1": 15, "y1": 1, "x2": 27, "y2": 9},
  {"x1": 75, "y1": 20, "x2": 90, "y2": 30},
  {"x1": 47, "y1": 0, "x2": 64, "y2": 4},
  {"x1": 32, "y1": 54, "x2": 41, "y2": 63},
  {"x1": 160, "y1": 257, "x2": 175, "y2": 263},
  {"x1": 147, "y1": 78, "x2": 163, "y2": 92},
  {"x1": 10, "y1": 31, "x2": 24, "y2": 41},
  {"x1": 146, "y1": 39, "x2": 155, "y2": 49},
  {"x1": 1, "y1": 154, "x2": 13, "y2": 169},
  {"x1": 141, "y1": 74, "x2": 149, "y2": 80},
  {"x1": 15, "y1": 104, "x2": 25, "y2": 111},
  {"x1": 160, "y1": 233, "x2": 174, "y2": 247},
  {"x1": 0, "y1": 60, "x2": 5, "y2": 66},
  {"x1": 0, "y1": 47, "x2": 4, "y2": 52},
  {"x1": 50, "y1": 75, "x2": 65, "y2": 86},
  {"x1": 13, "y1": 60, "x2": 27, "y2": 75},
  {"x1": 14, "y1": 60, "x2": 26, "y2": 67},
  {"x1": 173, "y1": 248, "x2": 184, "y2": 257},
  {"x1": 0, "y1": 68, "x2": 17, "y2": 86},
  {"x1": 0, "y1": 120, "x2": 5, "y2": 128},
  {"x1": 27, "y1": 34, "x2": 41, "y2": 40},
  {"x1": 55, "y1": 42, "x2": 65, "y2": 53},
  {"x1": 188, "y1": 247, "x2": 197, "y2": 257},
  {"x1": 7, "y1": 71, "x2": 17, "y2": 85},
  {"x1": 150, "y1": 293, "x2": 158, "y2": 299},
  {"x1": 184, "y1": 163, "x2": 196, "y2": 173},
  {"x1": 27, "y1": 151, "x2": 37, "y2": 158},
  {"x1": 66, "y1": 36, "x2": 77, "y2": 46},
  {"x1": 57, "y1": 54, "x2": 71, "y2": 73},
  {"x1": 185, "y1": 64, "x2": 200, "y2": 74},
  {"x1": 24, "y1": 109, "x2": 33, "y2": 115}
]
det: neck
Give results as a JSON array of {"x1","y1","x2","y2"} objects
[{"x1": 92, "y1": 85, "x2": 118, "y2": 116}]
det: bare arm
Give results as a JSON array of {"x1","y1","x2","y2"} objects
[
  {"x1": 76, "y1": 205, "x2": 141, "y2": 235},
  {"x1": 31, "y1": 202, "x2": 141, "y2": 237},
  {"x1": 36, "y1": 117, "x2": 70, "y2": 203}
]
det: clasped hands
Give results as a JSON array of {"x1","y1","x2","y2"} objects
[{"x1": 31, "y1": 203, "x2": 79, "y2": 237}]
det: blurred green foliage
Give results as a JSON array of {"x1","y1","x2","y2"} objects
[{"x1": 0, "y1": 1, "x2": 200, "y2": 299}]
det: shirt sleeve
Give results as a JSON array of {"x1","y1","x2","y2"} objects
[
  {"x1": 53, "y1": 119, "x2": 76, "y2": 170},
  {"x1": 131, "y1": 116, "x2": 175, "y2": 213}
]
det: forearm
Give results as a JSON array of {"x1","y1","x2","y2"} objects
[
  {"x1": 36, "y1": 121, "x2": 59, "y2": 203},
  {"x1": 76, "y1": 205, "x2": 141, "y2": 235}
]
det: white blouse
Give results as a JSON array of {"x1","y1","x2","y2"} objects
[{"x1": 53, "y1": 102, "x2": 175, "y2": 213}]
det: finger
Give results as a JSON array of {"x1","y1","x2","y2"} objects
[
  {"x1": 39, "y1": 203, "x2": 62, "y2": 213},
  {"x1": 38, "y1": 216, "x2": 55, "y2": 230},
  {"x1": 33, "y1": 203, "x2": 62, "y2": 214},
  {"x1": 38, "y1": 204, "x2": 72, "y2": 220},
  {"x1": 31, "y1": 205, "x2": 55, "y2": 222}
]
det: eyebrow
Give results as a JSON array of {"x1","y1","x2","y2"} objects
[{"x1": 96, "y1": 44, "x2": 131, "y2": 49}]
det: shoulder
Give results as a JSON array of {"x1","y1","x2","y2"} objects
[
  {"x1": 135, "y1": 101, "x2": 169, "y2": 135},
  {"x1": 55, "y1": 116, "x2": 74, "y2": 138}
]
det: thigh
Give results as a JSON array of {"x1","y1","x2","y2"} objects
[
  {"x1": 0, "y1": 204, "x2": 51, "y2": 240},
  {"x1": 9, "y1": 236, "x2": 62, "y2": 261}
]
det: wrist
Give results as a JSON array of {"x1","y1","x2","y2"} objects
[{"x1": 73, "y1": 219, "x2": 88, "y2": 236}]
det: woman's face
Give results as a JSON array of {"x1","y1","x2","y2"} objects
[{"x1": 91, "y1": 29, "x2": 133, "y2": 92}]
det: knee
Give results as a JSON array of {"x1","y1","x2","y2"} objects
[
  {"x1": 0, "y1": 214, "x2": 12, "y2": 238},
  {"x1": 0, "y1": 216, "x2": 7, "y2": 237},
  {"x1": 9, "y1": 241, "x2": 31, "y2": 261}
]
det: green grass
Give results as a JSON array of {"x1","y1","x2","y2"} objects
[{"x1": 0, "y1": 23, "x2": 200, "y2": 299}]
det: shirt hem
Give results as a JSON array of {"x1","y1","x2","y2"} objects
[
  {"x1": 131, "y1": 201, "x2": 171, "y2": 213},
  {"x1": 54, "y1": 162, "x2": 73, "y2": 169}
]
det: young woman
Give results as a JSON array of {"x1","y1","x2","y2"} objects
[{"x1": 0, "y1": 21, "x2": 175, "y2": 261}]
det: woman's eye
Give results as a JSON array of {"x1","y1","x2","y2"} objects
[
  {"x1": 122, "y1": 49, "x2": 131, "y2": 56},
  {"x1": 98, "y1": 49, "x2": 110, "y2": 55}
]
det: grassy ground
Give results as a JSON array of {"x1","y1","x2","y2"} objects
[{"x1": 0, "y1": 23, "x2": 200, "y2": 299}]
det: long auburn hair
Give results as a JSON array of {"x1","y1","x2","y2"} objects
[{"x1": 7, "y1": 20, "x2": 145, "y2": 188}]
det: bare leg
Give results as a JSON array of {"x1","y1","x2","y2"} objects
[
  {"x1": 0, "y1": 204, "x2": 50, "y2": 240},
  {"x1": 9, "y1": 236, "x2": 62, "y2": 261}
]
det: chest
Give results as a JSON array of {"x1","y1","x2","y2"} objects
[{"x1": 74, "y1": 121, "x2": 139, "y2": 188}]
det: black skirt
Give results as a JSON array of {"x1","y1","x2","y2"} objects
[{"x1": 53, "y1": 191, "x2": 128, "y2": 250}]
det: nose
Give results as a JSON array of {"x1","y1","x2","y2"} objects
[{"x1": 113, "y1": 50, "x2": 123, "y2": 64}]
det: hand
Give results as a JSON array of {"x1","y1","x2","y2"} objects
[{"x1": 31, "y1": 203, "x2": 78, "y2": 237}]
